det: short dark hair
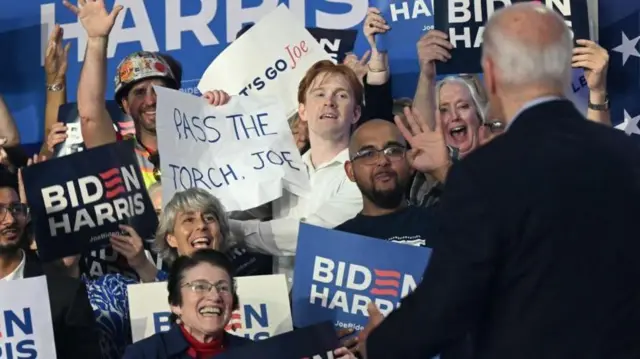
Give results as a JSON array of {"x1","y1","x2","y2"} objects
[
  {"x1": 167, "y1": 249, "x2": 239, "y2": 323},
  {"x1": 236, "y1": 24, "x2": 254, "y2": 40},
  {"x1": 0, "y1": 166, "x2": 19, "y2": 193}
]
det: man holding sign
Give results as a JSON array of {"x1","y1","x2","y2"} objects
[{"x1": 229, "y1": 60, "x2": 365, "y2": 290}]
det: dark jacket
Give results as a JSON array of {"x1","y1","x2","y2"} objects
[
  {"x1": 122, "y1": 324, "x2": 253, "y2": 358},
  {"x1": 23, "y1": 251, "x2": 101, "y2": 359},
  {"x1": 367, "y1": 99, "x2": 640, "y2": 359}
]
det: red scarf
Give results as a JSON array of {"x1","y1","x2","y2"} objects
[{"x1": 179, "y1": 325, "x2": 226, "y2": 359}]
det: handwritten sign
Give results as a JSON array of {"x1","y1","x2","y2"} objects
[
  {"x1": 154, "y1": 86, "x2": 309, "y2": 211},
  {"x1": 197, "y1": 5, "x2": 331, "y2": 118},
  {"x1": 128, "y1": 274, "x2": 293, "y2": 342},
  {"x1": 0, "y1": 276, "x2": 57, "y2": 358}
]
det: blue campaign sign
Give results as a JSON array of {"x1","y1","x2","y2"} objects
[
  {"x1": 21, "y1": 139, "x2": 158, "y2": 261},
  {"x1": 217, "y1": 321, "x2": 340, "y2": 359},
  {"x1": 291, "y1": 223, "x2": 432, "y2": 332},
  {"x1": 0, "y1": 0, "x2": 373, "y2": 147},
  {"x1": 373, "y1": 0, "x2": 435, "y2": 97}
]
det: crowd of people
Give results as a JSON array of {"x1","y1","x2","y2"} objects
[{"x1": 1, "y1": 0, "x2": 639, "y2": 358}]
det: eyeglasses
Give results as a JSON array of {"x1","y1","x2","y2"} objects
[
  {"x1": 0, "y1": 203, "x2": 28, "y2": 221},
  {"x1": 351, "y1": 145, "x2": 407, "y2": 165},
  {"x1": 483, "y1": 120, "x2": 506, "y2": 133},
  {"x1": 182, "y1": 280, "x2": 232, "y2": 295}
]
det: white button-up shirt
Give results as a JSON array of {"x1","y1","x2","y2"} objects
[
  {"x1": 0, "y1": 250, "x2": 26, "y2": 281},
  {"x1": 230, "y1": 148, "x2": 363, "y2": 289}
]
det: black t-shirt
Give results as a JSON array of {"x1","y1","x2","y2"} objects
[{"x1": 334, "y1": 205, "x2": 438, "y2": 248}]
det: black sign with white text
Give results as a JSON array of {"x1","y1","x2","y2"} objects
[
  {"x1": 307, "y1": 28, "x2": 358, "y2": 64},
  {"x1": 434, "y1": 0, "x2": 590, "y2": 74},
  {"x1": 23, "y1": 140, "x2": 158, "y2": 261}
]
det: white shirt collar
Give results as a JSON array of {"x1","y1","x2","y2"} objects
[
  {"x1": 302, "y1": 148, "x2": 349, "y2": 172},
  {"x1": 0, "y1": 250, "x2": 26, "y2": 281}
]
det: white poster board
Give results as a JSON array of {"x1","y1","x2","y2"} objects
[
  {"x1": 197, "y1": 4, "x2": 332, "y2": 118},
  {"x1": 0, "y1": 276, "x2": 57, "y2": 358},
  {"x1": 128, "y1": 274, "x2": 293, "y2": 342},
  {"x1": 154, "y1": 86, "x2": 309, "y2": 211}
]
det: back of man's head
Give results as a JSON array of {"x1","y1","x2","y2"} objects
[{"x1": 482, "y1": 3, "x2": 573, "y2": 91}]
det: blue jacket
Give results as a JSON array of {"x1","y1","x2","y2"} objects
[{"x1": 122, "y1": 324, "x2": 253, "y2": 359}]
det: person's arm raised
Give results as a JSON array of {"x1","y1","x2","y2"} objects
[{"x1": 64, "y1": 0, "x2": 123, "y2": 148}]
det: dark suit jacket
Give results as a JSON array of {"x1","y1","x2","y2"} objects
[
  {"x1": 367, "y1": 100, "x2": 640, "y2": 359},
  {"x1": 122, "y1": 324, "x2": 253, "y2": 358},
  {"x1": 23, "y1": 251, "x2": 101, "y2": 359}
]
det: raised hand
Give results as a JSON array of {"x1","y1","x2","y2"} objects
[
  {"x1": 45, "y1": 24, "x2": 71, "y2": 85},
  {"x1": 396, "y1": 107, "x2": 450, "y2": 176},
  {"x1": 363, "y1": 7, "x2": 390, "y2": 50},
  {"x1": 416, "y1": 30, "x2": 453, "y2": 80},
  {"x1": 110, "y1": 224, "x2": 147, "y2": 269},
  {"x1": 203, "y1": 90, "x2": 231, "y2": 106},
  {"x1": 46, "y1": 122, "x2": 68, "y2": 153},
  {"x1": 572, "y1": 39, "x2": 609, "y2": 95},
  {"x1": 63, "y1": 0, "x2": 124, "y2": 38},
  {"x1": 342, "y1": 51, "x2": 371, "y2": 84}
]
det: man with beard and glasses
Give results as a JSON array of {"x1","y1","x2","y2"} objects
[
  {"x1": 336, "y1": 119, "x2": 434, "y2": 246},
  {"x1": 0, "y1": 170, "x2": 100, "y2": 358}
]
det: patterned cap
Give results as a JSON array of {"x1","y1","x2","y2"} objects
[{"x1": 114, "y1": 51, "x2": 177, "y2": 101}]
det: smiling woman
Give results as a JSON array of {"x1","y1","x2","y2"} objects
[
  {"x1": 154, "y1": 188, "x2": 234, "y2": 266},
  {"x1": 122, "y1": 249, "x2": 253, "y2": 358}
]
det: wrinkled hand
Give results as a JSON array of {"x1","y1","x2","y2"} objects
[
  {"x1": 343, "y1": 51, "x2": 371, "y2": 84},
  {"x1": 19, "y1": 154, "x2": 48, "y2": 204},
  {"x1": 363, "y1": 7, "x2": 390, "y2": 50},
  {"x1": 63, "y1": 0, "x2": 124, "y2": 38},
  {"x1": 417, "y1": 30, "x2": 452, "y2": 80},
  {"x1": 572, "y1": 39, "x2": 609, "y2": 94},
  {"x1": 47, "y1": 122, "x2": 68, "y2": 153},
  {"x1": 45, "y1": 25, "x2": 71, "y2": 85},
  {"x1": 334, "y1": 346, "x2": 357, "y2": 359},
  {"x1": 203, "y1": 90, "x2": 231, "y2": 106},
  {"x1": 337, "y1": 328, "x2": 358, "y2": 353},
  {"x1": 356, "y1": 303, "x2": 385, "y2": 359},
  {"x1": 395, "y1": 107, "x2": 450, "y2": 174},
  {"x1": 110, "y1": 224, "x2": 147, "y2": 269}
]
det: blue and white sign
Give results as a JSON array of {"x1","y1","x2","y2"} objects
[
  {"x1": 0, "y1": 276, "x2": 57, "y2": 359},
  {"x1": 292, "y1": 223, "x2": 432, "y2": 333}
]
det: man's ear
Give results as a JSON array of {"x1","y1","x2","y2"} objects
[
  {"x1": 344, "y1": 161, "x2": 356, "y2": 182},
  {"x1": 298, "y1": 103, "x2": 307, "y2": 123},
  {"x1": 481, "y1": 57, "x2": 497, "y2": 96},
  {"x1": 352, "y1": 105, "x2": 362, "y2": 125},
  {"x1": 166, "y1": 234, "x2": 178, "y2": 249}
]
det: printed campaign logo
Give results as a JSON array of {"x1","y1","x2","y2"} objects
[
  {"x1": 42, "y1": 164, "x2": 145, "y2": 238},
  {"x1": 292, "y1": 224, "x2": 431, "y2": 332},
  {"x1": 308, "y1": 256, "x2": 418, "y2": 331},
  {"x1": 0, "y1": 308, "x2": 38, "y2": 358},
  {"x1": 153, "y1": 303, "x2": 273, "y2": 341},
  {"x1": 22, "y1": 140, "x2": 158, "y2": 260}
]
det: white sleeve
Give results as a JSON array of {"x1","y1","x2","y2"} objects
[{"x1": 229, "y1": 178, "x2": 362, "y2": 256}]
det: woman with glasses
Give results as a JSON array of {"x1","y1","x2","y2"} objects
[{"x1": 122, "y1": 249, "x2": 251, "y2": 358}]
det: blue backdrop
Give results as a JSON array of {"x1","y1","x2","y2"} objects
[{"x1": 1, "y1": 0, "x2": 638, "y2": 148}]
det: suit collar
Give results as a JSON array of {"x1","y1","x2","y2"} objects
[{"x1": 507, "y1": 99, "x2": 582, "y2": 134}]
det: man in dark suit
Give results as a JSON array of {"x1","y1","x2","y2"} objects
[
  {"x1": 0, "y1": 171, "x2": 101, "y2": 358},
  {"x1": 359, "y1": 3, "x2": 640, "y2": 359}
]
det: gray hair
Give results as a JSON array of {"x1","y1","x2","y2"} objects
[
  {"x1": 154, "y1": 188, "x2": 233, "y2": 264},
  {"x1": 482, "y1": 3, "x2": 573, "y2": 89},
  {"x1": 148, "y1": 182, "x2": 162, "y2": 200},
  {"x1": 435, "y1": 76, "x2": 487, "y2": 124}
]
